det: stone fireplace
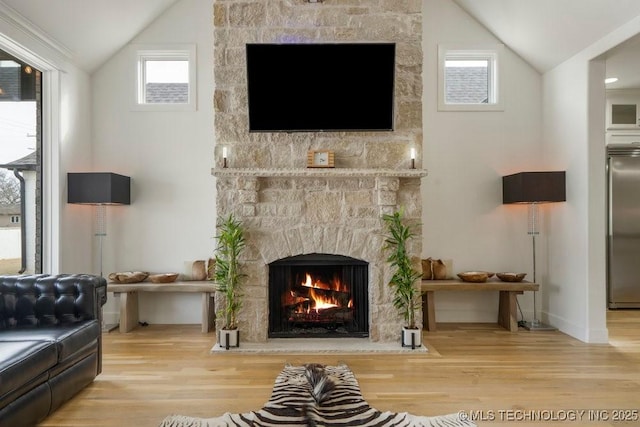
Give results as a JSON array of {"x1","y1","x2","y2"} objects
[
  {"x1": 213, "y1": 169, "x2": 425, "y2": 342},
  {"x1": 212, "y1": 0, "x2": 424, "y2": 343}
]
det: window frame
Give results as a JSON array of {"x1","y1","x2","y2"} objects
[
  {"x1": 437, "y1": 44, "x2": 504, "y2": 112},
  {"x1": 131, "y1": 44, "x2": 196, "y2": 112}
]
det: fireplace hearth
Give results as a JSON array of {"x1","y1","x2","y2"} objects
[{"x1": 268, "y1": 254, "x2": 368, "y2": 338}]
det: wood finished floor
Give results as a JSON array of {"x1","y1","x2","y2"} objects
[{"x1": 39, "y1": 310, "x2": 640, "y2": 427}]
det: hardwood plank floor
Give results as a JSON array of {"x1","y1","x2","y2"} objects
[{"x1": 39, "y1": 311, "x2": 640, "y2": 427}]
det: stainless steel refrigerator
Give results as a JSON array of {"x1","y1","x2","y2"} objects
[{"x1": 608, "y1": 144, "x2": 640, "y2": 308}]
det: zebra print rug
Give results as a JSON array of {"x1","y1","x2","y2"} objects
[{"x1": 159, "y1": 363, "x2": 476, "y2": 427}]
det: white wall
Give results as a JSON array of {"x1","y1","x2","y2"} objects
[
  {"x1": 59, "y1": 68, "x2": 94, "y2": 274},
  {"x1": 541, "y1": 15, "x2": 640, "y2": 343},
  {"x1": 541, "y1": 60, "x2": 592, "y2": 339},
  {"x1": 92, "y1": 0, "x2": 215, "y2": 325},
  {"x1": 8, "y1": 0, "x2": 623, "y2": 338},
  {"x1": 423, "y1": 0, "x2": 544, "y2": 322}
]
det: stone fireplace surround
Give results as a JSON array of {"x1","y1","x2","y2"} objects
[
  {"x1": 212, "y1": 0, "x2": 424, "y2": 343},
  {"x1": 213, "y1": 168, "x2": 426, "y2": 343}
]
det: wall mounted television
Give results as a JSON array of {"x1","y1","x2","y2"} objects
[{"x1": 246, "y1": 43, "x2": 395, "y2": 132}]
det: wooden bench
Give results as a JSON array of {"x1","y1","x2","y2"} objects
[
  {"x1": 107, "y1": 281, "x2": 216, "y2": 333},
  {"x1": 420, "y1": 279, "x2": 539, "y2": 332}
]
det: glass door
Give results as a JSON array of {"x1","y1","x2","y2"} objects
[{"x1": 0, "y1": 49, "x2": 41, "y2": 274}]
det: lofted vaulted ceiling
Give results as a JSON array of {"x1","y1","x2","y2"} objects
[
  {"x1": 451, "y1": 0, "x2": 640, "y2": 73},
  {"x1": 2, "y1": 0, "x2": 640, "y2": 83},
  {"x1": 0, "y1": 0, "x2": 179, "y2": 73}
]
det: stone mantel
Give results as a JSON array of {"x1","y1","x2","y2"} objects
[{"x1": 212, "y1": 168, "x2": 428, "y2": 179}]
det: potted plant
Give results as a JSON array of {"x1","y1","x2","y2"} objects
[
  {"x1": 213, "y1": 213, "x2": 246, "y2": 349},
  {"x1": 382, "y1": 208, "x2": 423, "y2": 349}
]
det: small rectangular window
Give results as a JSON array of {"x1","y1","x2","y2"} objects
[
  {"x1": 11, "y1": 216, "x2": 20, "y2": 223},
  {"x1": 142, "y1": 59, "x2": 189, "y2": 104},
  {"x1": 438, "y1": 44, "x2": 504, "y2": 111},
  {"x1": 131, "y1": 44, "x2": 196, "y2": 111}
]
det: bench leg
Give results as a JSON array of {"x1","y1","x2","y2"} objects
[
  {"x1": 422, "y1": 291, "x2": 437, "y2": 331},
  {"x1": 202, "y1": 292, "x2": 215, "y2": 333},
  {"x1": 119, "y1": 291, "x2": 139, "y2": 333},
  {"x1": 498, "y1": 291, "x2": 519, "y2": 332}
]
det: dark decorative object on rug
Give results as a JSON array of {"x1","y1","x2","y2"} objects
[
  {"x1": 213, "y1": 214, "x2": 246, "y2": 349},
  {"x1": 158, "y1": 364, "x2": 476, "y2": 427},
  {"x1": 382, "y1": 208, "x2": 423, "y2": 349}
]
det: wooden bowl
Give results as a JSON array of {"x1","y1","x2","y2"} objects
[
  {"x1": 148, "y1": 273, "x2": 179, "y2": 283},
  {"x1": 108, "y1": 271, "x2": 149, "y2": 284},
  {"x1": 457, "y1": 271, "x2": 490, "y2": 283},
  {"x1": 496, "y1": 272, "x2": 527, "y2": 282}
]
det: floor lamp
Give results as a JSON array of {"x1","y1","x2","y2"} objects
[
  {"x1": 67, "y1": 173, "x2": 131, "y2": 277},
  {"x1": 503, "y1": 171, "x2": 566, "y2": 331}
]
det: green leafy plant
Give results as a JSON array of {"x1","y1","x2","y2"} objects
[
  {"x1": 382, "y1": 208, "x2": 422, "y2": 330},
  {"x1": 213, "y1": 214, "x2": 246, "y2": 330}
]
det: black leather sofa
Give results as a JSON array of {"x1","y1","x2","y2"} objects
[{"x1": 0, "y1": 274, "x2": 107, "y2": 427}]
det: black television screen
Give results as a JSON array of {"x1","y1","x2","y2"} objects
[{"x1": 246, "y1": 43, "x2": 395, "y2": 132}]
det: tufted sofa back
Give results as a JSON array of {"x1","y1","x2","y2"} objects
[{"x1": 0, "y1": 274, "x2": 107, "y2": 329}]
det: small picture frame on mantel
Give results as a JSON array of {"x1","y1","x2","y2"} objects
[{"x1": 307, "y1": 150, "x2": 335, "y2": 168}]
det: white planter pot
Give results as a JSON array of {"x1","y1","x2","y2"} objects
[
  {"x1": 401, "y1": 327, "x2": 422, "y2": 349},
  {"x1": 218, "y1": 328, "x2": 239, "y2": 349}
]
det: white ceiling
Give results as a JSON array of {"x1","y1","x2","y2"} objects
[
  {"x1": 3, "y1": 0, "x2": 640, "y2": 86},
  {"x1": 601, "y1": 33, "x2": 640, "y2": 89},
  {"x1": 0, "y1": 0, "x2": 179, "y2": 73},
  {"x1": 452, "y1": 0, "x2": 640, "y2": 73}
]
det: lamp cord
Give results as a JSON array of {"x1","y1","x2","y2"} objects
[{"x1": 516, "y1": 298, "x2": 525, "y2": 323}]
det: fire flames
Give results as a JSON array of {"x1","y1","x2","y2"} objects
[
  {"x1": 301, "y1": 273, "x2": 347, "y2": 292},
  {"x1": 292, "y1": 273, "x2": 352, "y2": 313}
]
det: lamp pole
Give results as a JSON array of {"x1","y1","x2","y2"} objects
[
  {"x1": 528, "y1": 203, "x2": 540, "y2": 327},
  {"x1": 524, "y1": 202, "x2": 556, "y2": 331},
  {"x1": 95, "y1": 204, "x2": 106, "y2": 278}
]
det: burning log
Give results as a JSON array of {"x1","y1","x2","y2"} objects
[
  {"x1": 282, "y1": 271, "x2": 354, "y2": 326},
  {"x1": 288, "y1": 307, "x2": 354, "y2": 324},
  {"x1": 282, "y1": 291, "x2": 308, "y2": 307},
  {"x1": 283, "y1": 287, "x2": 351, "y2": 308}
]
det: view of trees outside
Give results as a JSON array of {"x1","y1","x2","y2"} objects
[{"x1": 0, "y1": 169, "x2": 20, "y2": 203}]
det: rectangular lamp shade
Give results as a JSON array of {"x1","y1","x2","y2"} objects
[
  {"x1": 67, "y1": 172, "x2": 130, "y2": 205},
  {"x1": 502, "y1": 171, "x2": 566, "y2": 204}
]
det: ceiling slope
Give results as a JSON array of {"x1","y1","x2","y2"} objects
[
  {"x1": 0, "y1": 0, "x2": 179, "y2": 73},
  {"x1": 4, "y1": 0, "x2": 640, "y2": 78},
  {"x1": 452, "y1": 0, "x2": 640, "y2": 73}
]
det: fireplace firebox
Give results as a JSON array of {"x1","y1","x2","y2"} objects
[{"x1": 268, "y1": 254, "x2": 369, "y2": 338}]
